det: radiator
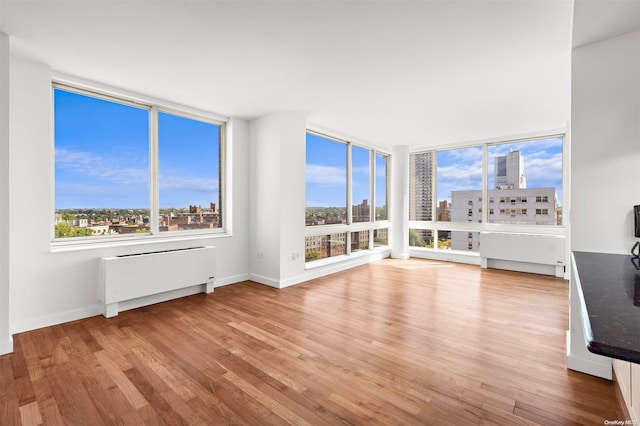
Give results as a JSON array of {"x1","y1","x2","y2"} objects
[
  {"x1": 479, "y1": 232, "x2": 565, "y2": 277},
  {"x1": 99, "y1": 246, "x2": 216, "y2": 317}
]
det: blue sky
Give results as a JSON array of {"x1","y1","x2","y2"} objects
[
  {"x1": 54, "y1": 88, "x2": 220, "y2": 210},
  {"x1": 306, "y1": 131, "x2": 561, "y2": 210},
  {"x1": 306, "y1": 133, "x2": 388, "y2": 209},
  {"x1": 436, "y1": 136, "x2": 563, "y2": 205}
]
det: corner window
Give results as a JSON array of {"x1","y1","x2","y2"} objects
[
  {"x1": 305, "y1": 131, "x2": 390, "y2": 263},
  {"x1": 53, "y1": 84, "x2": 225, "y2": 241}
]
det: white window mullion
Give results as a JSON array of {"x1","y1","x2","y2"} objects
[
  {"x1": 149, "y1": 107, "x2": 159, "y2": 234},
  {"x1": 347, "y1": 143, "x2": 353, "y2": 226},
  {"x1": 482, "y1": 144, "x2": 488, "y2": 225},
  {"x1": 370, "y1": 150, "x2": 375, "y2": 223}
]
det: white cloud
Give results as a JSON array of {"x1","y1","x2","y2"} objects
[
  {"x1": 306, "y1": 164, "x2": 346, "y2": 186},
  {"x1": 160, "y1": 174, "x2": 218, "y2": 192},
  {"x1": 55, "y1": 147, "x2": 148, "y2": 185}
]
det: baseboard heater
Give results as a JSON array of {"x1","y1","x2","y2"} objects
[
  {"x1": 99, "y1": 246, "x2": 216, "y2": 318},
  {"x1": 479, "y1": 232, "x2": 565, "y2": 277}
]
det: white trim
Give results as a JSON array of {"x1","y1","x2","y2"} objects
[
  {"x1": 215, "y1": 273, "x2": 250, "y2": 287},
  {"x1": 12, "y1": 305, "x2": 103, "y2": 334},
  {"x1": 52, "y1": 72, "x2": 228, "y2": 123},
  {"x1": 566, "y1": 331, "x2": 612, "y2": 380},
  {"x1": 306, "y1": 124, "x2": 391, "y2": 155},
  {"x1": 410, "y1": 126, "x2": 567, "y2": 154},
  {"x1": 51, "y1": 233, "x2": 228, "y2": 253},
  {"x1": 0, "y1": 336, "x2": 12, "y2": 356},
  {"x1": 248, "y1": 273, "x2": 280, "y2": 289}
]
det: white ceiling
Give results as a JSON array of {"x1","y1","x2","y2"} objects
[{"x1": 0, "y1": 1, "x2": 578, "y2": 149}]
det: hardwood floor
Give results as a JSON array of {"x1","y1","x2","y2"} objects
[{"x1": 0, "y1": 258, "x2": 624, "y2": 425}]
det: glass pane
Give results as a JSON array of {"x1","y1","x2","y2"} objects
[
  {"x1": 158, "y1": 112, "x2": 221, "y2": 232},
  {"x1": 409, "y1": 152, "x2": 433, "y2": 221},
  {"x1": 375, "y1": 153, "x2": 388, "y2": 220},
  {"x1": 352, "y1": 146, "x2": 370, "y2": 222},
  {"x1": 437, "y1": 230, "x2": 451, "y2": 250},
  {"x1": 436, "y1": 147, "x2": 483, "y2": 223},
  {"x1": 409, "y1": 229, "x2": 434, "y2": 248},
  {"x1": 450, "y1": 231, "x2": 480, "y2": 252},
  {"x1": 305, "y1": 233, "x2": 347, "y2": 261},
  {"x1": 351, "y1": 230, "x2": 370, "y2": 252},
  {"x1": 54, "y1": 88, "x2": 149, "y2": 238},
  {"x1": 487, "y1": 137, "x2": 563, "y2": 225},
  {"x1": 306, "y1": 133, "x2": 347, "y2": 226},
  {"x1": 373, "y1": 228, "x2": 388, "y2": 247}
]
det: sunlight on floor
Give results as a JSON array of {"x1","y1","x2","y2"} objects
[{"x1": 380, "y1": 258, "x2": 456, "y2": 270}]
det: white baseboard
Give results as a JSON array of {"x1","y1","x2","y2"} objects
[
  {"x1": 566, "y1": 331, "x2": 612, "y2": 380},
  {"x1": 0, "y1": 335, "x2": 13, "y2": 356},
  {"x1": 215, "y1": 273, "x2": 250, "y2": 287},
  {"x1": 248, "y1": 273, "x2": 280, "y2": 288},
  {"x1": 12, "y1": 305, "x2": 103, "y2": 334}
]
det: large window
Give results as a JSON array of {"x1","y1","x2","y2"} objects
[
  {"x1": 53, "y1": 84, "x2": 224, "y2": 241},
  {"x1": 352, "y1": 145, "x2": 371, "y2": 223},
  {"x1": 305, "y1": 131, "x2": 389, "y2": 262},
  {"x1": 409, "y1": 134, "x2": 564, "y2": 253},
  {"x1": 487, "y1": 136, "x2": 563, "y2": 225},
  {"x1": 436, "y1": 146, "x2": 483, "y2": 223}
]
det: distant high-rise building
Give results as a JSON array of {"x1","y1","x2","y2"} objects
[
  {"x1": 494, "y1": 150, "x2": 526, "y2": 189},
  {"x1": 409, "y1": 152, "x2": 433, "y2": 221},
  {"x1": 449, "y1": 150, "x2": 558, "y2": 252}
]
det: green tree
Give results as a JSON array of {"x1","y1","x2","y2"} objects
[
  {"x1": 55, "y1": 222, "x2": 93, "y2": 238},
  {"x1": 409, "y1": 229, "x2": 425, "y2": 247},
  {"x1": 305, "y1": 251, "x2": 322, "y2": 262},
  {"x1": 61, "y1": 212, "x2": 75, "y2": 220}
]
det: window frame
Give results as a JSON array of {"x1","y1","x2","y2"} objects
[
  {"x1": 305, "y1": 129, "x2": 391, "y2": 263},
  {"x1": 409, "y1": 131, "x2": 566, "y2": 254},
  {"x1": 51, "y1": 81, "x2": 228, "y2": 247}
]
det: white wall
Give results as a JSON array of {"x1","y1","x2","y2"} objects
[
  {"x1": 248, "y1": 112, "x2": 306, "y2": 287},
  {"x1": 391, "y1": 145, "x2": 409, "y2": 259},
  {"x1": 571, "y1": 30, "x2": 640, "y2": 254},
  {"x1": 0, "y1": 32, "x2": 11, "y2": 355},
  {"x1": 8, "y1": 55, "x2": 251, "y2": 333}
]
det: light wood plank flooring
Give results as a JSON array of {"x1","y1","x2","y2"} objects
[{"x1": 0, "y1": 258, "x2": 624, "y2": 425}]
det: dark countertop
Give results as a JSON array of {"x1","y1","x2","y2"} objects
[{"x1": 573, "y1": 251, "x2": 640, "y2": 363}]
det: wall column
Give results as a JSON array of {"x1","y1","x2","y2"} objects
[
  {"x1": 390, "y1": 145, "x2": 409, "y2": 259},
  {"x1": 0, "y1": 32, "x2": 12, "y2": 355},
  {"x1": 248, "y1": 112, "x2": 306, "y2": 287}
]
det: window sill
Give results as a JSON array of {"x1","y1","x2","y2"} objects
[
  {"x1": 304, "y1": 246, "x2": 390, "y2": 270},
  {"x1": 51, "y1": 231, "x2": 229, "y2": 253}
]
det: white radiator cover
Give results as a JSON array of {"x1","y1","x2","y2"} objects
[
  {"x1": 479, "y1": 232, "x2": 565, "y2": 277},
  {"x1": 99, "y1": 246, "x2": 216, "y2": 317}
]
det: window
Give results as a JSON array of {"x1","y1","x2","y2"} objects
[
  {"x1": 351, "y1": 231, "x2": 370, "y2": 252},
  {"x1": 375, "y1": 153, "x2": 389, "y2": 220},
  {"x1": 409, "y1": 229, "x2": 433, "y2": 248},
  {"x1": 158, "y1": 111, "x2": 222, "y2": 232},
  {"x1": 305, "y1": 131, "x2": 390, "y2": 263},
  {"x1": 437, "y1": 147, "x2": 483, "y2": 223},
  {"x1": 373, "y1": 229, "x2": 388, "y2": 247},
  {"x1": 409, "y1": 152, "x2": 433, "y2": 221},
  {"x1": 304, "y1": 233, "x2": 347, "y2": 261},
  {"x1": 306, "y1": 133, "x2": 347, "y2": 226},
  {"x1": 53, "y1": 85, "x2": 225, "y2": 240},
  {"x1": 352, "y1": 145, "x2": 370, "y2": 223},
  {"x1": 487, "y1": 136, "x2": 562, "y2": 225},
  {"x1": 408, "y1": 133, "x2": 564, "y2": 253}
]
